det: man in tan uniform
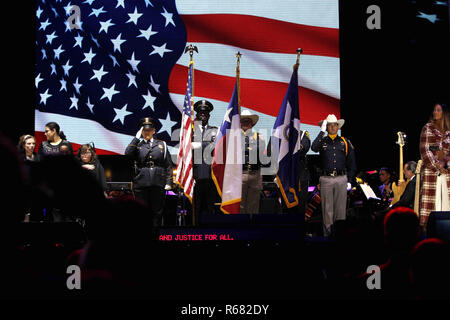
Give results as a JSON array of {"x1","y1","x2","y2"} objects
[{"x1": 240, "y1": 110, "x2": 266, "y2": 215}]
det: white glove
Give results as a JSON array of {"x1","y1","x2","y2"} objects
[
  {"x1": 320, "y1": 119, "x2": 328, "y2": 133},
  {"x1": 135, "y1": 126, "x2": 143, "y2": 139},
  {"x1": 347, "y1": 182, "x2": 352, "y2": 191},
  {"x1": 192, "y1": 142, "x2": 202, "y2": 149},
  {"x1": 165, "y1": 184, "x2": 172, "y2": 190}
]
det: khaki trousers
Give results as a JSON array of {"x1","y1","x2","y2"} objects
[
  {"x1": 241, "y1": 171, "x2": 262, "y2": 214},
  {"x1": 319, "y1": 175, "x2": 348, "y2": 236}
]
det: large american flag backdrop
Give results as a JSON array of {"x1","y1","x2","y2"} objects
[{"x1": 35, "y1": 0, "x2": 340, "y2": 156}]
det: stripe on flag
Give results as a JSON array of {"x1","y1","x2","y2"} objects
[{"x1": 175, "y1": 62, "x2": 195, "y2": 201}]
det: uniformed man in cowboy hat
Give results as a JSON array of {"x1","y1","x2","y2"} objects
[
  {"x1": 192, "y1": 100, "x2": 219, "y2": 225},
  {"x1": 240, "y1": 109, "x2": 266, "y2": 215},
  {"x1": 125, "y1": 117, "x2": 173, "y2": 227},
  {"x1": 311, "y1": 114, "x2": 356, "y2": 237}
]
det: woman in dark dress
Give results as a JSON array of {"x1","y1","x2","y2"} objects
[
  {"x1": 17, "y1": 134, "x2": 41, "y2": 221},
  {"x1": 37, "y1": 122, "x2": 74, "y2": 221},
  {"x1": 76, "y1": 144, "x2": 108, "y2": 197},
  {"x1": 38, "y1": 122, "x2": 73, "y2": 157}
]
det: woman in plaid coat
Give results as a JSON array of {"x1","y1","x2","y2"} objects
[{"x1": 419, "y1": 103, "x2": 450, "y2": 229}]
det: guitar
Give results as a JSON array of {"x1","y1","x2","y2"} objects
[
  {"x1": 413, "y1": 160, "x2": 423, "y2": 216},
  {"x1": 391, "y1": 131, "x2": 407, "y2": 205}
]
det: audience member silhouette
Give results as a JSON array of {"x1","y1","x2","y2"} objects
[
  {"x1": 37, "y1": 154, "x2": 107, "y2": 222},
  {"x1": 347, "y1": 207, "x2": 421, "y2": 299},
  {"x1": 409, "y1": 238, "x2": 450, "y2": 299},
  {"x1": 0, "y1": 132, "x2": 31, "y2": 298},
  {"x1": 70, "y1": 196, "x2": 158, "y2": 298}
]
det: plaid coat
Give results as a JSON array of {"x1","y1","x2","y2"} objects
[{"x1": 419, "y1": 122, "x2": 450, "y2": 227}]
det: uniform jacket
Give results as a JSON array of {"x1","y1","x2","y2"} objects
[
  {"x1": 298, "y1": 130, "x2": 311, "y2": 182},
  {"x1": 419, "y1": 122, "x2": 450, "y2": 226},
  {"x1": 311, "y1": 131, "x2": 357, "y2": 184},
  {"x1": 125, "y1": 137, "x2": 173, "y2": 188},
  {"x1": 192, "y1": 122, "x2": 218, "y2": 180},
  {"x1": 242, "y1": 129, "x2": 266, "y2": 170}
]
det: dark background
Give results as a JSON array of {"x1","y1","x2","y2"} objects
[
  {"x1": 1, "y1": 0, "x2": 449, "y2": 176},
  {"x1": 340, "y1": 0, "x2": 450, "y2": 174}
]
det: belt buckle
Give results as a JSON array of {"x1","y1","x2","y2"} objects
[
  {"x1": 148, "y1": 161, "x2": 155, "y2": 168},
  {"x1": 331, "y1": 170, "x2": 337, "y2": 177}
]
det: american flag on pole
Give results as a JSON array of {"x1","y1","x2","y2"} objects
[
  {"x1": 175, "y1": 61, "x2": 194, "y2": 201},
  {"x1": 35, "y1": 0, "x2": 339, "y2": 155},
  {"x1": 169, "y1": 0, "x2": 340, "y2": 147}
]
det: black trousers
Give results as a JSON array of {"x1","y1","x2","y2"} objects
[
  {"x1": 193, "y1": 179, "x2": 218, "y2": 226},
  {"x1": 134, "y1": 186, "x2": 166, "y2": 227},
  {"x1": 298, "y1": 179, "x2": 309, "y2": 216}
]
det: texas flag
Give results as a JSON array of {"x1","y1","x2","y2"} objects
[
  {"x1": 211, "y1": 81, "x2": 242, "y2": 214},
  {"x1": 272, "y1": 64, "x2": 302, "y2": 208}
]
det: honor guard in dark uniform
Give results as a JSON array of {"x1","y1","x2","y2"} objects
[
  {"x1": 125, "y1": 117, "x2": 173, "y2": 227},
  {"x1": 311, "y1": 114, "x2": 356, "y2": 237},
  {"x1": 240, "y1": 110, "x2": 266, "y2": 215},
  {"x1": 297, "y1": 130, "x2": 311, "y2": 216},
  {"x1": 192, "y1": 100, "x2": 219, "y2": 225}
]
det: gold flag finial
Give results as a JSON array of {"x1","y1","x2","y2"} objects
[
  {"x1": 235, "y1": 51, "x2": 242, "y2": 72},
  {"x1": 294, "y1": 48, "x2": 303, "y2": 70},
  {"x1": 184, "y1": 44, "x2": 198, "y2": 62},
  {"x1": 235, "y1": 52, "x2": 242, "y2": 115}
]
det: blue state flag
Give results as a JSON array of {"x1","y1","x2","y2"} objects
[{"x1": 271, "y1": 67, "x2": 302, "y2": 208}]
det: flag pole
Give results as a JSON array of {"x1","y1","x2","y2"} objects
[
  {"x1": 184, "y1": 44, "x2": 198, "y2": 226},
  {"x1": 294, "y1": 48, "x2": 302, "y2": 196},
  {"x1": 235, "y1": 51, "x2": 242, "y2": 117},
  {"x1": 185, "y1": 44, "x2": 198, "y2": 127},
  {"x1": 294, "y1": 48, "x2": 302, "y2": 71}
]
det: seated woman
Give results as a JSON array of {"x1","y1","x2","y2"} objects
[{"x1": 76, "y1": 144, "x2": 108, "y2": 197}]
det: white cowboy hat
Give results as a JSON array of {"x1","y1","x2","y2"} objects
[
  {"x1": 240, "y1": 109, "x2": 259, "y2": 126},
  {"x1": 318, "y1": 114, "x2": 345, "y2": 129}
]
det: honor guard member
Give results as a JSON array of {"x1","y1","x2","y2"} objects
[
  {"x1": 311, "y1": 114, "x2": 356, "y2": 237},
  {"x1": 281, "y1": 129, "x2": 311, "y2": 215},
  {"x1": 125, "y1": 117, "x2": 173, "y2": 227},
  {"x1": 240, "y1": 110, "x2": 266, "y2": 215},
  {"x1": 297, "y1": 130, "x2": 311, "y2": 216},
  {"x1": 192, "y1": 100, "x2": 219, "y2": 225}
]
